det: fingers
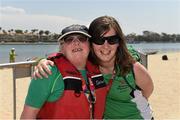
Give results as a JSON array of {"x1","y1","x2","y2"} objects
[
  {"x1": 37, "y1": 65, "x2": 49, "y2": 78},
  {"x1": 32, "y1": 64, "x2": 46, "y2": 80},
  {"x1": 32, "y1": 72, "x2": 37, "y2": 80},
  {"x1": 38, "y1": 60, "x2": 53, "y2": 76},
  {"x1": 32, "y1": 66, "x2": 38, "y2": 79},
  {"x1": 45, "y1": 61, "x2": 54, "y2": 75},
  {"x1": 48, "y1": 60, "x2": 54, "y2": 66},
  {"x1": 33, "y1": 69, "x2": 43, "y2": 80},
  {"x1": 32, "y1": 59, "x2": 54, "y2": 80},
  {"x1": 35, "y1": 69, "x2": 43, "y2": 79}
]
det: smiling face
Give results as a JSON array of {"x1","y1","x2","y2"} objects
[
  {"x1": 89, "y1": 16, "x2": 135, "y2": 75},
  {"x1": 92, "y1": 28, "x2": 119, "y2": 66},
  {"x1": 61, "y1": 34, "x2": 90, "y2": 69}
]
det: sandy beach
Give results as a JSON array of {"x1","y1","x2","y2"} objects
[
  {"x1": 148, "y1": 52, "x2": 180, "y2": 119},
  {"x1": 0, "y1": 52, "x2": 180, "y2": 119}
]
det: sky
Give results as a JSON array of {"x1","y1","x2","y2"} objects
[{"x1": 0, "y1": 0, "x2": 180, "y2": 35}]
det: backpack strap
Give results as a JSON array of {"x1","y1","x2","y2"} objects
[{"x1": 123, "y1": 64, "x2": 141, "y2": 91}]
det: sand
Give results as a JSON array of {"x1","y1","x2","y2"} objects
[
  {"x1": 0, "y1": 52, "x2": 180, "y2": 119},
  {"x1": 0, "y1": 68, "x2": 30, "y2": 119},
  {"x1": 148, "y1": 52, "x2": 180, "y2": 119}
]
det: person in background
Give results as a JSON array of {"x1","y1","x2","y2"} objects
[
  {"x1": 21, "y1": 24, "x2": 107, "y2": 119},
  {"x1": 9, "y1": 48, "x2": 16, "y2": 63},
  {"x1": 33, "y1": 16, "x2": 154, "y2": 119}
]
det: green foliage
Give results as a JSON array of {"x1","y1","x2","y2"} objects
[
  {"x1": 0, "y1": 27, "x2": 179, "y2": 43},
  {"x1": 44, "y1": 30, "x2": 50, "y2": 35},
  {"x1": 39, "y1": 30, "x2": 44, "y2": 36},
  {"x1": 126, "y1": 30, "x2": 180, "y2": 43},
  {"x1": 15, "y1": 29, "x2": 23, "y2": 34}
]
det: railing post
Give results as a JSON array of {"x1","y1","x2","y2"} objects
[
  {"x1": 12, "y1": 66, "x2": 16, "y2": 119},
  {"x1": 138, "y1": 50, "x2": 158, "y2": 69},
  {"x1": 137, "y1": 51, "x2": 148, "y2": 69}
]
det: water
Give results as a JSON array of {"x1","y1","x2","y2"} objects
[
  {"x1": 129, "y1": 43, "x2": 180, "y2": 53},
  {"x1": 1, "y1": 43, "x2": 180, "y2": 64},
  {"x1": 0, "y1": 43, "x2": 59, "y2": 63}
]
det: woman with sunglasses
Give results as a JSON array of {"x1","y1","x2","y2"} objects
[
  {"x1": 33, "y1": 16, "x2": 154, "y2": 119},
  {"x1": 21, "y1": 24, "x2": 107, "y2": 119},
  {"x1": 89, "y1": 16, "x2": 153, "y2": 119}
]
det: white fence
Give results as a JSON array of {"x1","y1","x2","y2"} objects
[{"x1": 0, "y1": 61, "x2": 36, "y2": 119}]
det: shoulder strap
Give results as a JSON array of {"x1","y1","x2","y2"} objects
[
  {"x1": 47, "y1": 52, "x2": 63, "y2": 61},
  {"x1": 123, "y1": 64, "x2": 141, "y2": 90},
  {"x1": 123, "y1": 76, "x2": 136, "y2": 91}
]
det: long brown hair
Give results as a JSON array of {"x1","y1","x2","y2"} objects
[{"x1": 88, "y1": 15, "x2": 135, "y2": 76}]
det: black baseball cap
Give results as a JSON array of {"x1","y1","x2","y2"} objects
[{"x1": 58, "y1": 24, "x2": 91, "y2": 41}]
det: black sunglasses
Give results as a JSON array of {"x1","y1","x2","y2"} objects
[{"x1": 91, "y1": 35, "x2": 120, "y2": 45}]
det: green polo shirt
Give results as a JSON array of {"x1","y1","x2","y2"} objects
[
  {"x1": 25, "y1": 65, "x2": 87, "y2": 108},
  {"x1": 103, "y1": 71, "x2": 143, "y2": 119}
]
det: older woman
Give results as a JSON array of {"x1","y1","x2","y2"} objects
[{"x1": 21, "y1": 24, "x2": 107, "y2": 119}]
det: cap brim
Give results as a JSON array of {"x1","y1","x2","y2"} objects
[{"x1": 58, "y1": 31, "x2": 91, "y2": 41}]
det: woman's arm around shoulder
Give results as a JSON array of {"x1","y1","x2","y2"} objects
[{"x1": 133, "y1": 62, "x2": 154, "y2": 99}]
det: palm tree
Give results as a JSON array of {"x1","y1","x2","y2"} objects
[
  {"x1": 38, "y1": 30, "x2": 44, "y2": 42},
  {"x1": 39, "y1": 30, "x2": 44, "y2": 36},
  {"x1": 44, "y1": 30, "x2": 50, "y2": 36},
  {"x1": 31, "y1": 29, "x2": 38, "y2": 35}
]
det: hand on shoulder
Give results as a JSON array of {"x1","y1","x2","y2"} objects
[{"x1": 33, "y1": 59, "x2": 54, "y2": 79}]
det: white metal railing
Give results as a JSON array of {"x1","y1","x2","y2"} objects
[
  {"x1": 0, "y1": 61, "x2": 36, "y2": 119},
  {"x1": 0, "y1": 52, "x2": 148, "y2": 119}
]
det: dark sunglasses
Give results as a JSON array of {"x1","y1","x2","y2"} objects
[
  {"x1": 91, "y1": 35, "x2": 120, "y2": 45},
  {"x1": 63, "y1": 35, "x2": 88, "y2": 44}
]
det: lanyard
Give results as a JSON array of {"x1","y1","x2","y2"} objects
[
  {"x1": 82, "y1": 78, "x2": 96, "y2": 119},
  {"x1": 107, "y1": 72, "x2": 115, "y2": 93}
]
